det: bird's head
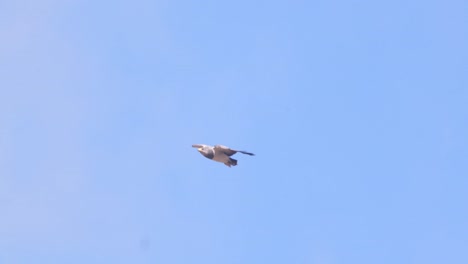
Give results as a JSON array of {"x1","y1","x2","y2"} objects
[
  {"x1": 192, "y1": 144, "x2": 214, "y2": 158},
  {"x1": 192, "y1": 144, "x2": 205, "y2": 152}
]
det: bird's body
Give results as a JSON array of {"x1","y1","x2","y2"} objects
[
  {"x1": 212, "y1": 150, "x2": 231, "y2": 164},
  {"x1": 192, "y1": 144, "x2": 254, "y2": 167}
]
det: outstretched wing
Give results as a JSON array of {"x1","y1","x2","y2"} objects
[
  {"x1": 237, "y1": 150, "x2": 255, "y2": 156},
  {"x1": 214, "y1": 145, "x2": 255, "y2": 156}
]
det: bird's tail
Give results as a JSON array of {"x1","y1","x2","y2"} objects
[{"x1": 224, "y1": 158, "x2": 237, "y2": 167}]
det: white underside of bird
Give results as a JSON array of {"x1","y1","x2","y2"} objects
[{"x1": 211, "y1": 150, "x2": 230, "y2": 164}]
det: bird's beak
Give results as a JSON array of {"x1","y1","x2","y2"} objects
[{"x1": 198, "y1": 148, "x2": 202, "y2": 152}]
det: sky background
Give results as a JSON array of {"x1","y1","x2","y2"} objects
[{"x1": 1, "y1": 0, "x2": 467, "y2": 263}]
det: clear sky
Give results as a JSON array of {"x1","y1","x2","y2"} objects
[{"x1": 1, "y1": 0, "x2": 467, "y2": 263}]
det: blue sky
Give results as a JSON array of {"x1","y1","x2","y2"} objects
[{"x1": 1, "y1": 0, "x2": 467, "y2": 263}]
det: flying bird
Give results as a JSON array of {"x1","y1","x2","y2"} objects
[{"x1": 192, "y1": 144, "x2": 255, "y2": 167}]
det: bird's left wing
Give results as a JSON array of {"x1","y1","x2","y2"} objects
[
  {"x1": 213, "y1": 145, "x2": 237, "y2": 156},
  {"x1": 214, "y1": 145, "x2": 255, "y2": 156},
  {"x1": 237, "y1": 150, "x2": 255, "y2": 156}
]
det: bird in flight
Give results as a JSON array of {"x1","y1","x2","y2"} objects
[{"x1": 192, "y1": 144, "x2": 255, "y2": 167}]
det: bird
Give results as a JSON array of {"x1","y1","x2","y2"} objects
[{"x1": 192, "y1": 144, "x2": 255, "y2": 167}]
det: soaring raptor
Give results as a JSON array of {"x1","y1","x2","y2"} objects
[{"x1": 192, "y1": 144, "x2": 255, "y2": 167}]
